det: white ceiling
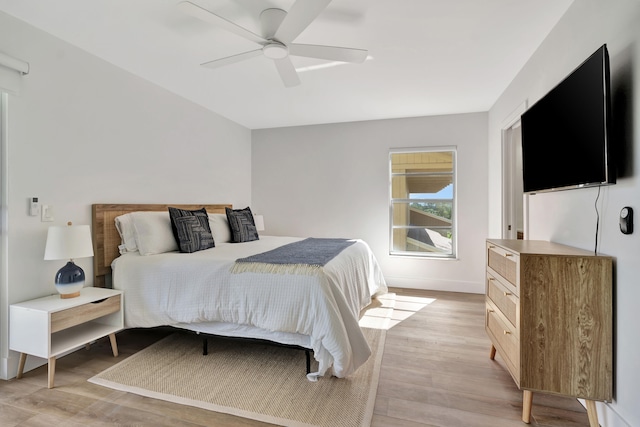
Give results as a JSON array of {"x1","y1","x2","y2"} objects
[{"x1": 0, "y1": 0, "x2": 573, "y2": 129}]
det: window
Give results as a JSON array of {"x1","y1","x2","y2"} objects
[{"x1": 389, "y1": 148, "x2": 456, "y2": 258}]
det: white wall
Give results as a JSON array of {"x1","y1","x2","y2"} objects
[
  {"x1": 252, "y1": 113, "x2": 488, "y2": 293},
  {"x1": 0, "y1": 11, "x2": 252, "y2": 379},
  {"x1": 488, "y1": 1, "x2": 640, "y2": 425}
]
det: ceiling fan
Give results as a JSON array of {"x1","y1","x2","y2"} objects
[{"x1": 178, "y1": 0, "x2": 368, "y2": 87}]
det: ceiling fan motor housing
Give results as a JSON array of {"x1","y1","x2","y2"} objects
[{"x1": 260, "y1": 8, "x2": 286, "y2": 39}]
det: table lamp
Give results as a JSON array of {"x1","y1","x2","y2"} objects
[{"x1": 44, "y1": 222, "x2": 94, "y2": 298}]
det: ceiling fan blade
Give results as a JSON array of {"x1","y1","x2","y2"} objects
[
  {"x1": 201, "y1": 49, "x2": 262, "y2": 69},
  {"x1": 289, "y1": 44, "x2": 368, "y2": 63},
  {"x1": 274, "y1": 0, "x2": 332, "y2": 43},
  {"x1": 177, "y1": 1, "x2": 266, "y2": 45},
  {"x1": 273, "y1": 57, "x2": 301, "y2": 87}
]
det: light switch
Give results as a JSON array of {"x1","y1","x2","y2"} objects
[{"x1": 41, "y1": 205, "x2": 54, "y2": 222}]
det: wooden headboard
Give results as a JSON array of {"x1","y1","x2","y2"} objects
[{"x1": 91, "y1": 204, "x2": 232, "y2": 287}]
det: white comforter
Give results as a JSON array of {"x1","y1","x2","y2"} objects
[{"x1": 111, "y1": 236, "x2": 387, "y2": 379}]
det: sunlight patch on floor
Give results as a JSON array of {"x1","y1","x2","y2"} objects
[{"x1": 360, "y1": 292, "x2": 436, "y2": 330}]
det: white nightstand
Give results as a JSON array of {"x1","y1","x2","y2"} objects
[{"x1": 9, "y1": 287, "x2": 123, "y2": 388}]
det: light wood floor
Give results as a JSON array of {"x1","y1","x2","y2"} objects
[{"x1": 0, "y1": 288, "x2": 591, "y2": 426}]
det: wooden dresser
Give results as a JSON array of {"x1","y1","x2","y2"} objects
[{"x1": 485, "y1": 239, "x2": 612, "y2": 426}]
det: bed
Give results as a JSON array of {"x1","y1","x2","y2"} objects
[{"x1": 92, "y1": 204, "x2": 388, "y2": 380}]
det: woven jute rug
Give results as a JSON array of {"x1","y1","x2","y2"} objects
[{"x1": 89, "y1": 327, "x2": 385, "y2": 427}]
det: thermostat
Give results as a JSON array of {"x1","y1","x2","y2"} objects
[{"x1": 29, "y1": 197, "x2": 40, "y2": 216}]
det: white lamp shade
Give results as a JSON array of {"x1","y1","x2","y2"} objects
[
  {"x1": 254, "y1": 215, "x2": 265, "y2": 232},
  {"x1": 44, "y1": 224, "x2": 94, "y2": 260}
]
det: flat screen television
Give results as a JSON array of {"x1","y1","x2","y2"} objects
[{"x1": 521, "y1": 44, "x2": 615, "y2": 193}]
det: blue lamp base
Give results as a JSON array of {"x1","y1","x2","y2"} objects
[{"x1": 54, "y1": 261, "x2": 85, "y2": 299}]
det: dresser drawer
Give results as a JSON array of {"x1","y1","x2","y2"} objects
[
  {"x1": 51, "y1": 294, "x2": 121, "y2": 333},
  {"x1": 486, "y1": 302, "x2": 520, "y2": 383},
  {"x1": 486, "y1": 273, "x2": 518, "y2": 328},
  {"x1": 487, "y1": 244, "x2": 518, "y2": 290}
]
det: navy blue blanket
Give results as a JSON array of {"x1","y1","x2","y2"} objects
[{"x1": 232, "y1": 238, "x2": 356, "y2": 274}]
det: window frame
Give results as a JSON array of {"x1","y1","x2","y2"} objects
[{"x1": 389, "y1": 147, "x2": 458, "y2": 259}]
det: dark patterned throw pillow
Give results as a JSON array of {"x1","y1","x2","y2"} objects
[
  {"x1": 168, "y1": 207, "x2": 215, "y2": 253},
  {"x1": 225, "y1": 207, "x2": 259, "y2": 243}
]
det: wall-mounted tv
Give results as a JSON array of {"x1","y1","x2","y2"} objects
[{"x1": 521, "y1": 44, "x2": 615, "y2": 193}]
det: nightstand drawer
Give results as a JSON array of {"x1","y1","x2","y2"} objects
[
  {"x1": 51, "y1": 294, "x2": 121, "y2": 333},
  {"x1": 486, "y1": 273, "x2": 518, "y2": 328}
]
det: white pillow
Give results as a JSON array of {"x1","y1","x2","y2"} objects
[
  {"x1": 130, "y1": 211, "x2": 178, "y2": 255},
  {"x1": 114, "y1": 213, "x2": 138, "y2": 254},
  {"x1": 209, "y1": 213, "x2": 231, "y2": 244}
]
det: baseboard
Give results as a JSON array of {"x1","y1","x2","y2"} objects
[
  {"x1": 384, "y1": 276, "x2": 484, "y2": 294},
  {"x1": 0, "y1": 356, "x2": 7, "y2": 380},
  {"x1": 2, "y1": 351, "x2": 47, "y2": 380}
]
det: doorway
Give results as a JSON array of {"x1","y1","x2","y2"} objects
[
  {"x1": 0, "y1": 92, "x2": 6, "y2": 380},
  {"x1": 502, "y1": 102, "x2": 527, "y2": 240}
]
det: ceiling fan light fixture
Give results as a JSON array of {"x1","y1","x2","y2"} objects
[{"x1": 263, "y1": 43, "x2": 289, "y2": 60}]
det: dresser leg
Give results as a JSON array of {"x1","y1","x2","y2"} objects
[
  {"x1": 585, "y1": 400, "x2": 599, "y2": 427},
  {"x1": 109, "y1": 333, "x2": 119, "y2": 357},
  {"x1": 522, "y1": 390, "x2": 533, "y2": 423},
  {"x1": 47, "y1": 356, "x2": 56, "y2": 389},
  {"x1": 489, "y1": 345, "x2": 496, "y2": 360}
]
